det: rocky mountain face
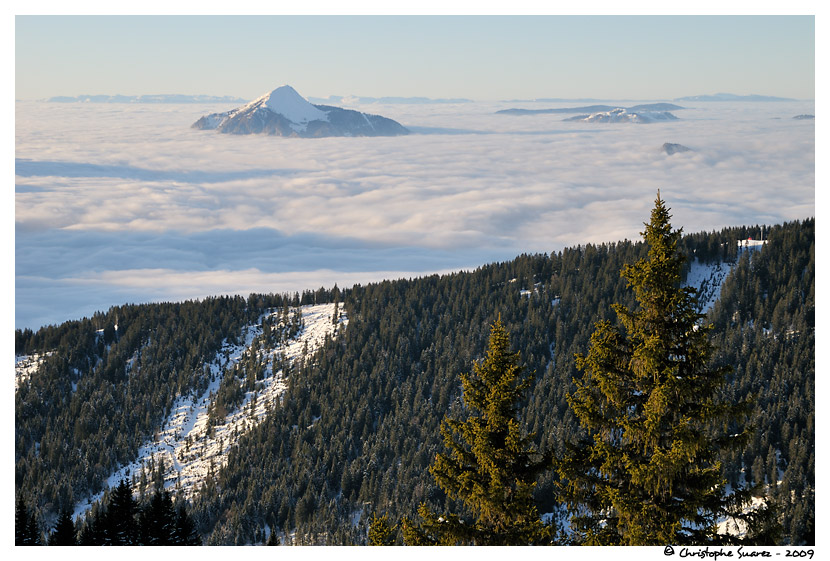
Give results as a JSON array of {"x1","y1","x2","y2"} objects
[
  {"x1": 192, "y1": 85, "x2": 409, "y2": 138},
  {"x1": 663, "y1": 142, "x2": 692, "y2": 155}
]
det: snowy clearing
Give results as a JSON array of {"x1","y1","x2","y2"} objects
[
  {"x1": 14, "y1": 352, "x2": 52, "y2": 390},
  {"x1": 74, "y1": 302, "x2": 346, "y2": 519},
  {"x1": 684, "y1": 259, "x2": 733, "y2": 314}
]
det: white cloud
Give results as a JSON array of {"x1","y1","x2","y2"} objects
[{"x1": 15, "y1": 99, "x2": 815, "y2": 328}]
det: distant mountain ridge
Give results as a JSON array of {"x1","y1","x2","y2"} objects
[
  {"x1": 674, "y1": 93, "x2": 797, "y2": 102},
  {"x1": 563, "y1": 108, "x2": 679, "y2": 124},
  {"x1": 496, "y1": 102, "x2": 684, "y2": 115},
  {"x1": 193, "y1": 85, "x2": 409, "y2": 137},
  {"x1": 308, "y1": 95, "x2": 473, "y2": 105},
  {"x1": 47, "y1": 94, "x2": 247, "y2": 104}
]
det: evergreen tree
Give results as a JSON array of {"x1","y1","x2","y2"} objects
[
  {"x1": 15, "y1": 496, "x2": 42, "y2": 545},
  {"x1": 173, "y1": 501, "x2": 202, "y2": 545},
  {"x1": 266, "y1": 531, "x2": 281, "y2": 545},
  {"x1": 15, "y1": 496, "x2": 30, "y2": 546},
  {"x1": 559, "y1": 194, "x2": 753, "y2": 545},
  {"x1": 405, "y1": 318, "x2": 553, "y2": 545},
  {"x1": 48, "y1": 508, "x2": 77, "y2": 545},
  {"x1": 368, "y1": 512, "x2": 398, "y2": 545},
  {"x1": 107, "y1": 478, "x2": 139, "y2": 544},
  {"x1": 14, "y1": 219, "x2": 811, "y2": 545},
  {"x1": 77, "y1": 506, "x2": 105, "y2": 545},
  {"x1": 139, "y1": 489, "x2": 176, "y2": 545}
]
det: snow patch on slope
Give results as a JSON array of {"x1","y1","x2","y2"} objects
[
  {"x1": 231, "y1": 85, "x2": 328, "y2": 132},
  {"x1": 717, "y1": 495, "x2": 769, "y2": 538},
  {"x1": 260, "y1": 85, "x2": 329, "y2": 128},
  {"x1": 14, "y1": 353, "x2": 52, "y2": 390},
  {"x1": 75, "y1": 302, "x2": 346, "y2": 518},
  {"x1": 684, "y1": 259, "x2": 733, "y2": 314},
  {"x1": 683, "y1": 238, "x2": 767, "y2": 315},
  {"x1": 565, "y1": 108, "x2": 678, "y2": 123}
]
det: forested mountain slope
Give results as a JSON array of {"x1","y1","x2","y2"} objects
[{"x1": 15, "y1": 219, "x2": 814, "y2": 545}]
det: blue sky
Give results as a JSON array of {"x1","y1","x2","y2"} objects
[{"x1": 15, "y1": 15, "x2": 815, "y2": 101}]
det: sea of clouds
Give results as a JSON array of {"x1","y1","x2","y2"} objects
[{"x1": 15, "y1": 98, "x2": 814, "y2": 330}]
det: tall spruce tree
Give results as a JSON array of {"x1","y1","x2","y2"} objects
[
  {"x1": 558, "y1": 194, "x2": 754, "y2": 545},
  {"x1": 107, "y1": 478, "x2": 139, "y2": 545},
  {"x1": 404, "y1": 317, "x2": 553, "y2": 545},
  {"x1": 172, "y1": 501, "x2": 202, "y2": 545},
  {"x1": 15, "y1": 496, "x2": 42, "y2": 546},
  {"x1": 77, "y1": 505, "x2": 105, "y2": 545},
  {"x1": 48, "y1": 508, "x2": 77, "y2": 545},
  {"x1": 139, "y1": 488, "x2": 177, "y2": 545}
]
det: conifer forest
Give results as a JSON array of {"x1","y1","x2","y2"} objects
[{"x1": 15, "y1": 200, "x2": 814, "y2": 546}]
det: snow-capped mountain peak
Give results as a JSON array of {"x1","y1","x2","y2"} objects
[
  {"x1": 192, "y1": 84, "x2": 409, "y2": 137},
  {"x1": 249, "y1": 85, "x2": 329, "y2": 125},
  {"x1": 564, "y1": 108, "x2": 679, "y2": 124}
]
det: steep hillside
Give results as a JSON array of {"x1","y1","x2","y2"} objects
[
  {"x1": 15, "y1": 220, "x2": 814, "y2": 545},
  {"x1": 69, "y1": 303, "x2": 346, "y2": 519}
]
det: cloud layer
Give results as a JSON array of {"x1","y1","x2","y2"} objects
[{"x1": 15, "y1": 100, "x2": 815, "y2": 329}]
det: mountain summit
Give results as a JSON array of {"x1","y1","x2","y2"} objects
[
  {"x1": 563, "y1": 107, "x2": 678, "y2": 123},
  {"x1": 192, "y1": 85, "x2": 409, "y2": 137}
]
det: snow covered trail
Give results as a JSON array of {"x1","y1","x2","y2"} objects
[
  {"x1": 684, "y1": 238, "x2": 765, "y2": 316},
  {"x1": 74, "y1": 302, "x2": 346, "y2": 518},
  {"x1": 684, "y1": 259, "x2": 732, "y2": 314}
]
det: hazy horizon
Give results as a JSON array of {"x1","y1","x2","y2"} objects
[{"x1": 24, "y1": 91, "x2": 817, "y2": 103}]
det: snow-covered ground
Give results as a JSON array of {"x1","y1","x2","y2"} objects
[
  {"x1": 261, "y1": 85, "x2": 329, "y2": 128},
  {"x1": 73, "y1": 302, "x2": 346, "y2": 518},
  {"x1": 565, "y1": 108, "x2": 678, "y2": 123},
  {"x1": 684, "y1": 259, "x2": 733, "y2": 314},
  {"x1": 14, "y1": 352, "x2": 52, "y2": 390},
  {"x1": 717, "y1": 495, "x2": 769, "y2": 538},
  {"x1": 684, "y1": 238, "x2": 766, "y2": 315}
]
